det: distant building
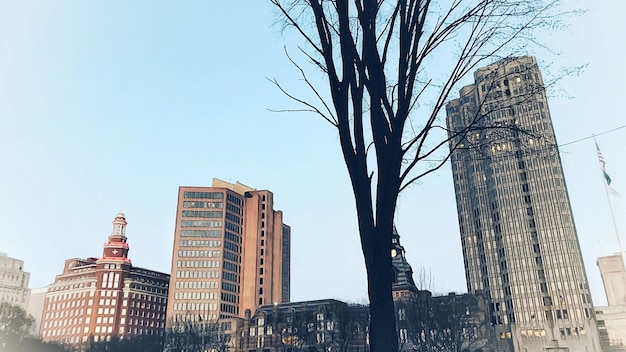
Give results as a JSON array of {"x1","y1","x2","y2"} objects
[
  {"x1": 0, "y1": 252, "x2": 30, "y2": 309},
  {"x1": 447, "y1": 56, "x2": 601, "y2": 351},
  {"x1": 238, "y1": 227, "x2": 497, "y2": 352},
  {"x1": 596, "y1": 253, "x2": 626, "y2": 351},
  {"x1": 166, "y1": 179, "x2": 290, "y2": 323},
  {"x1": 39, "y1": 211, "x2": 170, "y2": 346},
  {"x1": 598, "y1": 254, "x2": 626, "y2": 307},
  {"x1": 390, "y1": 227, "x2": 498, "y2": 352},
  {"x1": 26, "y1": 286, "x2": 48, "y2": 335},
  {"x1": 236, "y1": 298, "x2": 370, "y2": 352}
]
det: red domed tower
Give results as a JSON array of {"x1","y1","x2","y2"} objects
[{"x1": 101, "y1": 211, "x2": 130, "y2": 262}]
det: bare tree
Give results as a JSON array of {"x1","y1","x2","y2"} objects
[
  {"x1": 398, "y1": 292, "x2": 496, "y2": 352},
  {"x1": 84, "y1": 335, "x2": 164, "y2": 352},
  {"x1": 238, "y1": 301, "x2": 370, "y2": 352},
  {"x1": 269, "y1": 0, "x2": 564, "y2": 350},
  {"x1": 164, "y1": 317, "x2": 230, "y2": 352}
]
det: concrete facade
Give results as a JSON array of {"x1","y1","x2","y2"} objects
[
  {"x1": 598, "y1": 254, "x2": 626, "y2": 306},
  {"x1": 596, "y1": 253, "x2": 626, "y2": 351},
  {"x1": 25, "y1": 286, "x2": 48, "y2": 335},
  {"x1": 166, "y1": 179, "x2": 290, "y2": 324},
  {"x1": 0, "y1": 252, "x2": 30, "y2": 309},
  {"x1": 446, "y1": 56, "x2": 600, "y2": 352}
]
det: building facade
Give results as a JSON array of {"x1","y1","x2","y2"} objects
[
  {"x1": 598, "y1": 254, "x2": 626, "y2": 307},
  {"x1": 39, "y1": 211, "x2": 170, "y2": 346},
  {"x1": 237, "y1": 299, "x2": 370, "y2": 352},
  {"x1": 595, "y1": 254, "x2": 626, "y2": 350},
  {"x1": 446, "y1": 56, "x2": 600, "y2": 351},
  {"x1": 166, "y1": 179, "x2": 291, "y2": 323},
  {"x1": 0, "y1": 252, "x2": 30, "y2": 309},
  {"x1": 238, "y1": 228, "x2": 497, "y2": 352},
  {"x1": 26, "y1": 286, "x2": 48, "y2": 336}
]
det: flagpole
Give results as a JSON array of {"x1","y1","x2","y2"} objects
[
  {"x1": 595, "y1": 139, "x2": 623, "y2": 255},
  {"x1": 603, "y1": 182, "x2": 622, "y2": 254}
]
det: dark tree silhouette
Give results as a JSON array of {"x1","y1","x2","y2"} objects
[
  {"x1": 398, "y1": 292, "x2": 496, "y2": 352},
  {"x1": 164, "y1": 317, "x2": 230, "y2": 352},
  {"x1": 0, "y1": 302, "x2": 35, "y2": 351},
  {"x1": 269, "y1": 0, "x2": 564, "y2": 350},
  {"x1": 84, "y1": 335, "x2": 164, "y2": 352}
]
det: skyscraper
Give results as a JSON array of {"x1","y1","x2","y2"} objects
[
  {"x1": 166, "y1": 179, "x2": 290, "y2": 323},
  {"x1": 446, "y1": 56, "x2": 600, "y2": 351}
]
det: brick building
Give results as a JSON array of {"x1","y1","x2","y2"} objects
[{"x1": 39, "y1": 211, "x2": 169, "y2": 346}]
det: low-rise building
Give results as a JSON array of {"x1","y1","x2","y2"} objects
[{"x1": 237, "y1": 227, "x2": 498, "y2": 352}]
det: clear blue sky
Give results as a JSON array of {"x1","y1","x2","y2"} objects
[{"x1": 0, "y1": 1, "x2": 624, "y2": 306}]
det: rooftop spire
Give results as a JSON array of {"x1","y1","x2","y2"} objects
[
  {"x1": 101, "y1": 211, "x2": 130, "y2": 262},
  {"x1": 391, "y1": 225, "x2": 418, "y2": 295}
]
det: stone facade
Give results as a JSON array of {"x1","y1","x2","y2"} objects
[
  {"x1": 446, "y1": 56, "x2": 601, "y2": 352},
  {"x1": 0, "y1": 252, "x2": 30, "y2": 309}
]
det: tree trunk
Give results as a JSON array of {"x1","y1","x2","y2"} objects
[
  {"x1": 359, "y1": 220, "x2": 398, "y2": 352},
  {"x1": 366, "y1": 247, "x2": 397, "y2": 351}
]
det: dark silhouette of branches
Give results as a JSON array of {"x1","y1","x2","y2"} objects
[
  {"x1": 164, "y1": 316, "x2": 230, "y2": 352},
  {"x1": 269, "y1": 0, "x2": 567, "y2": 350},
  {"x1": 398, "y1": 292, "x2": 496, "y2": 352}
]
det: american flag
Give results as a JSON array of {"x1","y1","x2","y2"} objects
[{"x1": 596, "y1": 141, "x2": 612, "y2": 186}]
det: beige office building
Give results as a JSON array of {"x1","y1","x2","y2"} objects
[
  {"x1": 0, "y1": 252, "x2": 30, "y2": 309},
  {"x1": 166, "y1": 179, "x2": 290, "y2": 323},
  {"x1": 447, "y1": 56, "x2": 600, "y2": 351},
  {"x1": 596, "y1": 253, "x2": 626, "y2": 350}
]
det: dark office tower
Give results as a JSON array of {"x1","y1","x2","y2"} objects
[
  {"x1": 166, "y1": 179, "x2": 290, "y2": 323},
  {"x1": 446, "y1": 56, "x2": 600, "y2": 352}
]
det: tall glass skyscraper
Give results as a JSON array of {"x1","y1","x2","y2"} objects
[{"x1": 446, "y1": 56, "x2": 600, "y2": 351}]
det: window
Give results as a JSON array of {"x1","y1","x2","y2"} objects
[
  {"x1": 543, "y1": 297, "x2": 552, "y2": 306},
  {"x1": 398, "y1": 308, "x2": 406, "y2": 321}
]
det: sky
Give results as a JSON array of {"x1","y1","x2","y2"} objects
[{"x1": 0, "y1": 1, "x2": 624, "y2": 307}]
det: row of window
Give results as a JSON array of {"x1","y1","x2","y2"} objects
[
  {"x1": 177, "y1": 260, "x2": 220, "y2": 268},
  {"x1": 225, "y1": 231, "x2": 241, "y2": 244},
  {"x1": 182, "y1": 201, "x2": 223, "y2": 209},
  {"x1": 172, "y1": 302, "x2": 219, "y2": 311},
  {"x1": 181, "y1": 210, "x2": 223, "y2": 218},
  {"x1": 174, "y1": 291, "x2": 220, "y2": 300},
  {"x1": 180, "y1": 229, "x2": 222, "y2": 237},
  {"x1": 175, "y1": 279, "x2": 220, "y2": 289},
  {"x1": 225, "y1": 221, "x2": 241, "y2": 234},
  {"x1": 177, "y1": 250, "x2": 221, "y2": 258},
  {"x1": 179, "y1": 240, "x2": 222, "y2": 248},
  {"x1": 226, "y1": 193, "x2": 242, "y2": 206},
  {"x1": 225, "y1": 212, "x2": 241, "y2": 224},
  {"x1": 226, "y1": 203, "x2": 241, "y2": 215},
  {"x1": 183, "y1": 191, "x2": 224, "y2": 199},
  {"x1": 175, "y1": 270, "x2": 220, "y2": 279},
  {"x1": 224, "y1": 251, "x2": 240, "y2": 263},
  {"x1": 180, "y1": 220, "x2": 223, "y2": 228}
]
